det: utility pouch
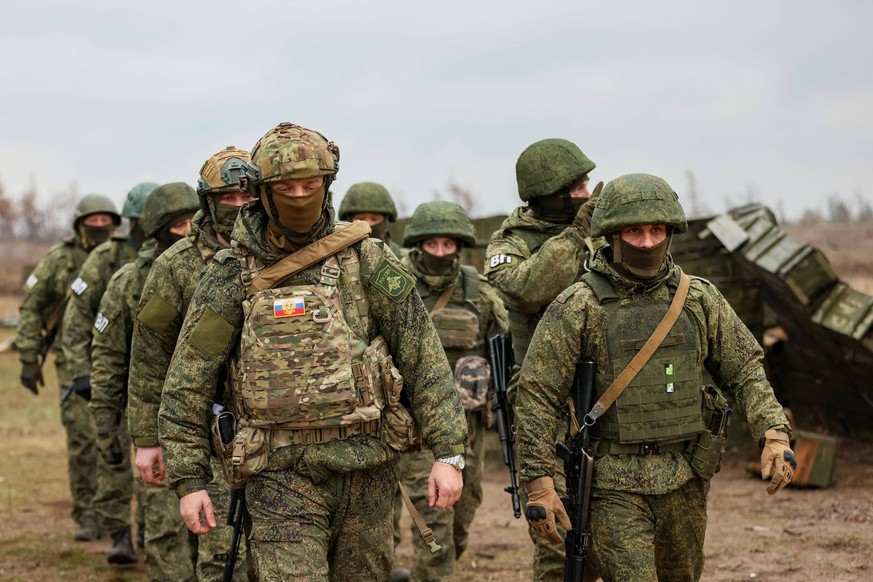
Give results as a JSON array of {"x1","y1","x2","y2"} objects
[
  {"x1": 689, "y1": 384, "x2": 731, "y2": 480},
  {"x1": 211, "y1": 412, "x2": 247, "y2": 490},
  {"x1": 377, "y1": 350, "x2": 420, "y2": 453},
  {"x1": 454, "y1": 355, "x2": 491, "y2": 412}
]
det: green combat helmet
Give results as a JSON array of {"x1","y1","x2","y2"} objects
[
  {"x1": 121, "y1": 182, "x2": 160, "y2": 219},
  {"x1": 140, "y1": 182, "x2": 199, "y2": 238},
  {"x1": 516, "y1": 138, "x2": 595, "y2": 201},
  {"x1": 591, "y1": 173, "x2": 687, "y2": 237},
  {"x1": 72, "y1": 194, "x2": 121, "y2": 229},
  {"x1": 403, "y1": 200, "x2": 477, "y2": 248},
  {"x1": 338, "y1": 182, "x2": 398, "y2": 222}
]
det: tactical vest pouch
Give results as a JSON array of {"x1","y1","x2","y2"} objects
[
  {"x1": 454, "y1": 355, "x2": 491, "y2": 412},
  {"x1": 689, "y1": 384, "x2": 731, "y2": 480},
  {"x1": 369, "y1": 336, "x2": 420, "y2": 453},
  {"x1": 210, "y1": 417, "x2": 268, "y2": 489},
  {"x1": 431, "y1": 307, "x2": 479, "y2": 350}
]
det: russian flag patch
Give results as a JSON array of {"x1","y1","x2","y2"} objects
[{"x1": 274, "y1": 297, "x2": 305, "y2": 318}]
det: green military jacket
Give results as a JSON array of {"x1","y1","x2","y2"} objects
[
  {"x1": 61, "y1": 235, "x2": 138, "y2": 380},
  {"x1": 515, "y1": 249, "x2": 791, "y2": 495},
  {"x1": 401, "y1": 251, "x2": 508, "y2": 372},
  {"x1": 128, "y1": 212, "x2": 223, "y2": 447},
  {"x1": 90, "y1": 239, "x2": 160, "y2": 435},
  {"x1": 17, "y1": 234, "x2": 90, "y2": 365},
  {"x1": 158, "y1": 204, "x2": 468, "y2": 497},
  {"x1": 484, "y1": 207, "x2": 595, "y2": 367}
]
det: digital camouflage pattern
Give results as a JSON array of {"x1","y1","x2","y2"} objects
[
  {"x1": 16, "y1": 232, "x2": 97, "y2": 527},
  {"x1": 515, "y1": 138, "x2": 595, "y2": 202},
  {"x1": 129, "y1": 211, "x2": 248, "y2": 580},
  {"x1": 484, "y1": 200, "x2": 599, "y2": 580},
  {"x1": 61, "y1": 236, "x2": 138, "y2": 380},
  {"x1": 90, "y1": 240, "x2": 160, "y2": 536},
  {"x1": 395, "y1": 253, "x2": 507, "y2": 580},
  {"x1": 515, "y1": 249, "x2": 790, "y2": 580},
  {"x1": 158, "y1": 202, "x2": 466, "y2": 578},
  {"x1": 139, "y1": 182, "x2": 199, "y2": 238},
  {"x1": 338, "y1": 182, "x2": 398, "y2": 222},
  {"x1": 590, "y1": 173, "x2": 688, "y2": 238},
  {"x1": 402, "y1": 201, "x2": 477, "y2": 248},
  {"x1": 72, "y1": 193, "x2": 122, "y2": 227}
]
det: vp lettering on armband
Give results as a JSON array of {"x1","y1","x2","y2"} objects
[
  {"x1": 71, "y1": 277, "x2": 89, "y2": 296},
  {"x1": 488, "y1": 254, "x2": 513, "y2": 269},
  {"x1": 94, "y1": 312, "x2": 110, "y2": 334}
]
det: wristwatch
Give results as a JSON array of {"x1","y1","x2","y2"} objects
[{"x1": 436, "y1": 454, "x2": 466, "y2": 471}]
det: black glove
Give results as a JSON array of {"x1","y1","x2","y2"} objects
[
  {"x1": 71, "y1": 376, "x2": 92, "y2": 401},
  {"x1": 20, "y1": 362, "x2": 44, "y2": 395},
  {"x1": 97, "y1": 432, "x2": 124, "y2": 466}
]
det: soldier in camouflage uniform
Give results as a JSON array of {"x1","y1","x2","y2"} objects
[
  {"x1": 17, "y1": 194, "x2": 120, "y2": 541},
  {"x1": 483, "y1": 138, "x2": 599, "y2": 581},
  {"x1": 337, "y1": 182, "x2": 401, "y2": 256},
  {"x1": 158, "y1": 122, "x2": 467, "y2": 581},
  {"x1": 394, "y1": 201, "x2": 508, "y2": 581},
  {"x1": 91, "y1": 182, "x2": 199, "y2": 565},
  {"x1": 61, "y1": 181, "x2": 158, "y2": 543},
  {"x1": 129, "y1": 147, "x2": 254, "y2": 581},
  {"x1": 515, "y1": 173, "x2": 797, "y2": 581}
]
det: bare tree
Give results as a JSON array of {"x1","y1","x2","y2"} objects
[
  {"x1": 0, "y1": 181, "x2": 16, "y2": 239},
  {"x1": 446, "y1": 180, "x2": 475, "y2": 215},
  {"x1": 854, "y1": 188, "x2": 872, "y2": 221},
  {"x1": 827, "y1": 192, "x2": 852, "y2": 223}
]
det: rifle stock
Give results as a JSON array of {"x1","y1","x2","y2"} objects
[
  {"x1": 488, "y1": 333, "x2": 521, "y2": 518},
  {"x1": 556, "y1": 359, "x2": 596, "y2": 582}
]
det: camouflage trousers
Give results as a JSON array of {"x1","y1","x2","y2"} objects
[
  {"x1": 589, "y1": 478, "x2": 709, "y2": 582},
  {"x1": 394, "y1": 410, "x2": 485, "y2": 581},
  {"x1": 92, "y1": 415, "x2": 143, "y2": 535},
  {"x1": 55, "y1": 361, "x2": 98, "y2": 527},
  {"x1": 245, "y1": 457, "x2": 397, "y2": 581},
  {"x1": 519, "y1": 464, "x2": 567, "y2": 582},
  {"x1": 142, "y1": 457, "x2": 252, "y2": 581}
]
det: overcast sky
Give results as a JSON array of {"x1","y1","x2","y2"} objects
[{"x1": 1, "y1": 1, "x2": 871, "y2": 222}]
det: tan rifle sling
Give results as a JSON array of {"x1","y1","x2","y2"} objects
[
  {"x1": 397, "y1": 481, "x2": 442, "y2": 555},
  {"x1": 582, "y1": 271, "x2": 691, "y2": 426}
]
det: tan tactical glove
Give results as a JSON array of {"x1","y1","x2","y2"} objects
[
  {"x1": 20, "y1": 362, "x2": 44, "y2": 395},
  {"x1": 760, "y1": 429, "x2": 796, "y2": 495},
  {"x1": 524, "y1": 476, "x2": 571, "y2": 544},
  {"x1": 572, "y1": 181, "x2": 604, "y2": 233}
]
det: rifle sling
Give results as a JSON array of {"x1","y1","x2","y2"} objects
[
  {"x1": 245, "y1": 221, "x2": 372, "y2": 296},
  {"x1": 397, "y1": 480, "x2": 442, "y2": 554},
  {"x1": 429, "y1": 284, "x2": 456, "y2": 315},
  {"x1": 584, "y1": 271, "x2": 691, "y2": 424}
]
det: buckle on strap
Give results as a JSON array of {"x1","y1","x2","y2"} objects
[{"x1": 639, "y1": 442, "x2": 660, "y2": 455}]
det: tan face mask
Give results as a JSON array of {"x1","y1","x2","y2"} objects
[{"x1": 263, "y1": 184, "x2": 327, "y2": 251}]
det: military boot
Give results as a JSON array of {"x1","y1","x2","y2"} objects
[
  {"x1": 73, "y1": 510, "x2": 102, "y2": 541},
  {"x1": 107, "y1": 529, "x2": 136, "y2": 565}
]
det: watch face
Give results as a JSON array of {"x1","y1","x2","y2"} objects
[{"x1": 457, "y1": 456, "x2": 466, "y2": 470}]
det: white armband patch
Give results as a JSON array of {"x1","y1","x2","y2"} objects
[
  {"x1": 94, "y1": 312, "x2": 110, "y2": 334},
  {"x1": 488, "y1": 254, "x2": 513, "y2": 268},
  {"x1": 25, "y1": 274, "x2": 38, "y2": 289},
  {"x1": 70, "y1": 277, "x2": 89, "y2": 296}
]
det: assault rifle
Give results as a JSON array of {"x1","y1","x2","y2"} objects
[
  {"x1": 556, "y1": 360, "x2": 596, "y2": 582},
  {"x1": 213, "y1": 410, "x2": 246, "y2": 582},
  {"x1": 488, "y1": 333, "x2": 521, "y2": 518}
]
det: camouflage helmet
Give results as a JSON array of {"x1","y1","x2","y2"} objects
[
  {"x1": 338, "y1": 182, "x2": 397, "y2": 222},
  {"x1": 246, "y1": 123, "x2": 339, "y2": 192},
  {"x1": 197, "y1": 146, "x2": 252, "y2": 195},
  {"x1": 72, "y1": 194, "x2": 121, "y2": 229},
  {"x1": 140, "y1": 182, "x2": 199, "y2": 238},
  {"x1": 591, "y1": 173, "x2": 688, "y2": 237},
  {"x1": 121, "y1": 182, "x2": 160, "y2": 219},
  {"x1": 403, "y1": 201, "x2": 477, "y2": 248},
  {"x1": 516, "y1": 138, "x2": 595, "y2": 201}
]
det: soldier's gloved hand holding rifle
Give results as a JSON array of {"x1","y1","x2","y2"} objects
[
  {"x1": 761, "y1": 429, "x2": 797, "y2": 494},
  {"x1": 20, "y1": 362, "x2": 44, "y2": 395},
  {"x1": 525, "y1": 476, "x2": 572, "y2": 544}
]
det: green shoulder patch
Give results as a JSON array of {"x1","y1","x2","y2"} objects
[
  {"x1": 372, "y1": 257, "x2": 415, "y2": 302},
  {"x1": 188, "y1": 307, "x2": 235, "y2": 357},
  {"x1": 137, "y1": 294, "x2": 179, "y2": 334}
]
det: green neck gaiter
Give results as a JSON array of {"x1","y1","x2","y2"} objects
[
  {"x1": 212, "y1": 202, "x2": 243, "y2": 241},
  {"x1": 413, "y1": 247, "x2": 460, "y2": 277},
  {"x1": 369, "y1": 220, "x2": 390, "y2": 242},
  {"x1": 612, "y1": 235, "x2": 670, "y2": 280},
  {"x1": 79, "y1": 225, "x2": 113, "y2": 250}
]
